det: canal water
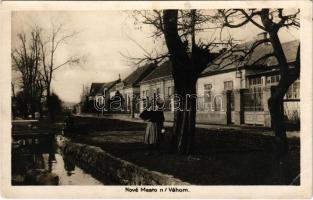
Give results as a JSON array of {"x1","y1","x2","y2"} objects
[
  {"x1": 12, "y1": 120, "x2": 107, "y2": 185},
  {"x1": 44, "y1": 153, "x2": 103, "y2": 185},
  {"x1": 12, "y1": 152, "x2": 104, "y2": 185},
  {"x1": 12, "y1": 132, "x2": 104, "y2": 185}
]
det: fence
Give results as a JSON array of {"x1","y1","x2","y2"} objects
[
  {"x1": 243, "y1": 89, "x2": 264, "y2": 112},
  {"x1": 283, "y1": 100, "x2": 300, "y2": 123}
]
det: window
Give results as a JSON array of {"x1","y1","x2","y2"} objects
[
  {"x1": 142, "y1": 90, "x2": 149, "y2": 109},
  {"x1": 168, "y1": 86, "x2": 173, "y2": 97},
  {"x1": 165, "y1": 86, "x2": 174, "y2": 111},
  {"x1": 286, "y1": 80, "x2": 300, "y2": 100},
  {"x1": 243, "y1": 88, "x2": 264, "y2": 111},
  {"x1": 266, "y1": 75, "x2": 280, "y2": 85},
  {"x1": 249, "y1": 77, "x2": 263, "y2": 86},
  {"x1": 204, "y1": 84, "x2": 212, "y2": 103},
  {"x1": 294, "y1": 81, "x2": 300, "y2": 99},
  {"x1": 126, "y1": 93, "x2": 131, "y2": 110},
  {"x1": 202, "y1": 84, "x2": 213, "y2": 111},
  {"x1": 224, "y1": 81, "x2": 233, "y2": 91},
  {"x1": 247, "y1": 77, "x2": 263, "y2": 111}
]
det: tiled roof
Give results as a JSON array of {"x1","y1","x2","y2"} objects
[
  {"x1": 123, "y1": 63, "x2": 156, "y2": 88},
  {"x1": 201, "y1": 39, "x2": 299, "y2": 76},
  {"x1": 102, "y1": 79, "x2": 121, "y2": 91},
  {"x1": 140, "y1": 61, "x2": 172, "y2": 83},
  {"x1": 104, "y1": 81, "x2": 117, "y2": 89},
  {"x1": 90, "y1": 83, "x2": 106, "y2": 96},
  {"x1": 90, "y1": 79, "x2": 120, "y2": 96},
  {"x1": 122, "y1": 40, "x2": 299, "y2": 82}
]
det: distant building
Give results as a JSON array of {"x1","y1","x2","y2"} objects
[
  {"x1": 89, "y1": 82, "x2": 106, "y2": 100},
  {"x1": 88, "y1": 79, "x2": 121, "y2": 112},
  {"x1": 109, "y1": 63, "x2": 156, "y2": 116}
]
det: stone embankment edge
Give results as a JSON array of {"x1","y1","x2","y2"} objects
[{"x1": 56, "y1": 135, "x2": 190, "y2": 185}]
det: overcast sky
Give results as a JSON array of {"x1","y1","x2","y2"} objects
[{"x1": 11, "y1": 10, "x2": 299, "y2": 103}]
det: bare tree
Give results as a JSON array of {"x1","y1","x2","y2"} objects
[
  {"x1": 217, "y1": 9, "x2": 300, "y2": 156},
  {"x1": 130, "y1": 10, "x2": 224, "y2": 154},
  {"x1": 12, "y1": 27, "x2": 45, "y2": 118},
  {"x1": 38, "y1": 22, "x2": 81, "y2": 121}
]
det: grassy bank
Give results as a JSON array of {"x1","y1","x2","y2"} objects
[{"x1": 69, "y1": 116, "x2": 300, "y2": 185}]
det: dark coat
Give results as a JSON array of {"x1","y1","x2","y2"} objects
[{"x1": 139, "y1": 109, "x2": 164, "y2": 123}]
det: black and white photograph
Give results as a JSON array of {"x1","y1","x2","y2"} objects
[{"x1": 0, "y1": 1, "x2": 312, "y2": 199}]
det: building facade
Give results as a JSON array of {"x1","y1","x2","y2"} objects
[
  {"x1": 139, "y1": 61, "x2": 174, "y2": 113},
  {"x1": 196, "y1": 39, "x2": 300, "y2": 126},
  {"x1": 84, "y1": 37, "x2": 299, "y2": 128},
  {"x1": 137, "y1": 39, "x2": 300, "y2": 127},
  {"x1": 87, "y1": 79, "x2": 121, "y2": 113}
]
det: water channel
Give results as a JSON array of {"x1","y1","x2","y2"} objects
[
  {"x1": 12, "y1": 134, "x2": 104, "y2": 185},
  {"x1": 46, "y1": 153, "x2": 103, "y2": 185}
]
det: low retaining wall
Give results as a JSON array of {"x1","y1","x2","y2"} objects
[
  {"x1": 102, "y1": 113, "x2": 132, "y2": 120},
  {"x1": 163, "y1": 111, "x2": 228, "y2": 125},
  {"x1": 56, "y1": 136, "x2": 189, "y2": 185},
  {"x1": 196, "y1": 112, "x2": 227, "y2": 125}
]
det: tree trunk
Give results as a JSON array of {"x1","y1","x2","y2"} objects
[
  {"x1": 268, "y1": 91, "x2": 288, "y2": 156},
  {"x1": 170, "y1": 83, "x2": 197, "y2": 154},
  {"x1": 267, "y1": 32, "x2": 300, "y2": 157},
  {"x1": 163, "y1": 10, "x2": 210, "y2": 155},
  {"x1": 46, "y1": 86, "x2": 55, "y2": 123}
]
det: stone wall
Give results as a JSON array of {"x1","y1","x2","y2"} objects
[
  {"x1": 196, "y1": 112, "x2": 227, "y2": 125},
  {"x1": 56, "y1": 136, "x2": 190, "y2": 185},
  {"x1": 102, "y1": 113, "x2": 132, "y2": 120},
  {"x1": 163, "y1": 111, "x2": 228, "y2": 125}
]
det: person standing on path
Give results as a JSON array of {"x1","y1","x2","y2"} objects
[{"x1": 140, "y1": 99, "x2": 165, "y2": 156}]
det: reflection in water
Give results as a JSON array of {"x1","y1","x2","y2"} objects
[
  {"x1": 63, "y1": 155, "x2": 75, "y2": 176},
  {"x1": 12, "y1": 153, "x2": 103, "y2": 185},
  {"x1": 50, "y1": 153, "x2": 102, "y2": 185},
  {"x1": 48, "y1": 153, "x2": 57, "y2": 172},
  {"x1": 12, "y1": 135, "x2": 103, "y2": 185},
  {"x1": 33, "y1": 154, "x2": 45, "y2": 169}
]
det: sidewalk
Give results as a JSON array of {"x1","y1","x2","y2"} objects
[{"x1": 75, "y1": 113, "x2": 299, "y2": 138}]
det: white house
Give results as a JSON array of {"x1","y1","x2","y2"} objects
[
  {"x1": 137, "y1": 38, "x2": 300, "y2": 127},
  {"x1": 139, "y1": 61, "x2": 174, "y2": 112},
  {"x1": 197, "y1": 39, "x2": 300, "y2": 126}
]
